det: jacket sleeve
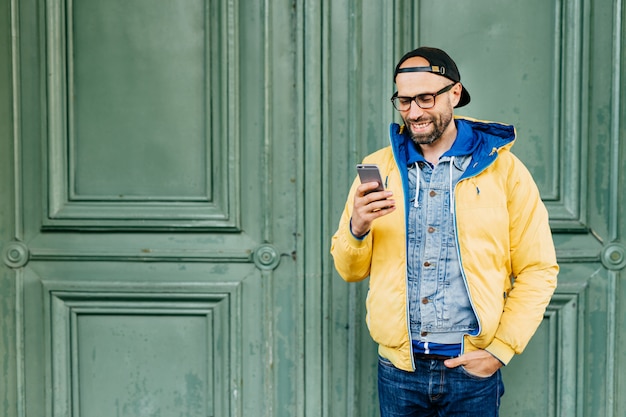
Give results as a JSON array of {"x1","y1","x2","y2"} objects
[
  {"x1": 485, "y1": 154, "x2": 559, "y2": 364},
  {"x1": 330, "y1": 176, "x2": 374, "y2": 282}
]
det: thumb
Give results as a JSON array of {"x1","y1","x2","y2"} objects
[{"x1": 443, "y1": 356, "x2": 464, "y2": 369}]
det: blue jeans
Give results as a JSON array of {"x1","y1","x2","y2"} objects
[{"x1": 378, "y1": 356, "x2": 504, "y2": 416}]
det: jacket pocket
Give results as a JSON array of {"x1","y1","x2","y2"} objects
[{"x1": 366, "y1": 287, "x2": 407, "y2": 348}]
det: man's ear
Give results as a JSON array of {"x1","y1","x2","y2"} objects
[{"x1": 451, "y1": 83, "x2": 462, "y2": 107}]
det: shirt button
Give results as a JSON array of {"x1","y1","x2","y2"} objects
[
  {"x1": 429, "y1": 190, "x2": 437, "y2": 197},
  {"x1": 421, "y1": 331, "x2": 428, "y2": 337},
  {"x1": 421, "y1": 297, "x2": 429, "y2": 304},
  {"x1": 427, "y1": 226, "x2": 435, "y2": 233},
  {"x1": 423, "y1": 261, "x2": 431, "y2": 267}
]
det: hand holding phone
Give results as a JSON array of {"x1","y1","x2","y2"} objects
[{"x1": 352, "y1": 163, "x2": 395, "y2": 237}]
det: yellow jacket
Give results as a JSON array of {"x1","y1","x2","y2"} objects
[{"x1": 331, "y1": 117, "x2": 558, "y2": 371}]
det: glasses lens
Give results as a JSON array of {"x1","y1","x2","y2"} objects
[
  {"x1": 392, "y1": 97, "x2": 409, "y2": 111},
  {"x1": 398, "y1": 97, "x2": 412, "y2": 110},
  {"x1": 416, "y1": 95, "x2": 435, "y2": 109}
]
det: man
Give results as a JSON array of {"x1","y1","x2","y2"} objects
[{"x1": 330, "y1": 46, "x2": 558, "y2": 416}]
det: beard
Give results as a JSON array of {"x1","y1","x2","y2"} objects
[{"x1": 404, "y1": 109, "x2": 453, "y2": 146}]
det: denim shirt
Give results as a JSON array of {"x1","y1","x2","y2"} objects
[{"x1": 406, "y1": 155, "x2": 478, "y2": 345}]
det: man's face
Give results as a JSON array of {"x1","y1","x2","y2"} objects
[{"x1": 395, "y1": 57, "x2": 461, "y2": 146}]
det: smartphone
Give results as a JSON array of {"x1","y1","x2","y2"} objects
[{"x1": 357, "y1": 164, "x2": 385, "y2": 193}]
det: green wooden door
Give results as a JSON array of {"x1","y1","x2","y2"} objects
[
  {"x1": 319, "y1": 1, "x2": 626, "y2": 417},
  {"x1": 0, "y1": 0, "x2": 306, "y2": 416}
]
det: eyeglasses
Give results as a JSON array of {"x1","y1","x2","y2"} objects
[{"x1": 390, "y1": 83, "x2": 456, "y2": 111}]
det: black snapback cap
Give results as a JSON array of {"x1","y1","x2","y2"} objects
[{"x1": 393, "y1": 46, "x2": 471, "y2": 108}]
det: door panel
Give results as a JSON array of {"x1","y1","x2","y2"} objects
[
  {"x1": 23, "y1": 261, "x2": 252, "y2": 416},
  {"x1": 70, "y1": 0, "x2": 208, "y2": 199},
  {"x1": 45, "y1": 0, "x2": 234, "y2": 227}
]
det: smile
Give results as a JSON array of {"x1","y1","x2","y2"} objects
[{"x1": 410, "y1": 121, "x2": 431, "y2": 130}]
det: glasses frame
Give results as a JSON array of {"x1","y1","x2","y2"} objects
[{"x1": 391, "y1": 83, "x2": 457, "y2": 111}]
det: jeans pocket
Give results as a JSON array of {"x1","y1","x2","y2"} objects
[
  {"x1": 459, "y1": 365, "x2": 495, "y2": 380},
  {"x1": 378, "y1": 356, "x2": 396, "y2": 369}
]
